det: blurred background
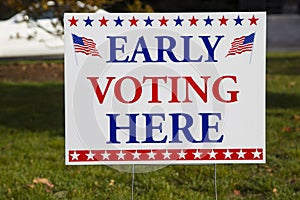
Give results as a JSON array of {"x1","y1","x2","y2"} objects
[{"x1": 0, "y1": 0, "x2": 300, "y2": 59}]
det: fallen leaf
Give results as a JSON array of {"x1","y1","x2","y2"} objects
[
  {"x1": 273, "y1": 188, "x2": 277, "y2": 193},
  {"x1": 27, "y1": 184, "x2": 35, "y2": 189},
  {"x1": 46, "y1": 188, "x2": 52, "y2": 193},
  {"x1": 266, "y1": 166, "x2": 273, "y2": 173},
  {"x1": 33, "y1": 178, "x2": 54, "y2": 188},
  {"x1": 7, "y1": 188, "x2": 12, "y2": 194},
  {"x1": 282, "y1": 126, "x2": 292, "y2": 133},
  {"x1": 288, "y1": 81, "x2": 296, "y2": 87},
  {"x1": 233, "y1": 189, "x2": 241, "y2": 196},
  {"x1": 94, "y1": 181, "x2": 99, "y2": 186},
  {"x1": 109, "y1": 179, "x2": 115, "y2": 186},
  {"x1": 267, "y1": 168, "x2": 273, "y2": 173},
  {"x1": 293, "y1": 114, "x2": 300, "y2": 121}
]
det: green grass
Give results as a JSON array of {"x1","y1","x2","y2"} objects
[
  {"x1": 0, "y1": 59, "x2": 63, "y2": 66},
  {"x1": 0, "y1": 54, "x2": 300, "y2": 199}
]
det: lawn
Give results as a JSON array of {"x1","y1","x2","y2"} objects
[{"x1": 0, "y1": 53, "x2": 300, "y2": 199}]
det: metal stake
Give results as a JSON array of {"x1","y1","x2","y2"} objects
[
  {"x1": 131, "y1": 164, "x2": 135, "y2": 200},
  {"x1": 214, "y1": 163, "x2": 218, "y2": 200}
]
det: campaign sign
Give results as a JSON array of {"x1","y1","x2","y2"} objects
[{"x1": 65, "y1": 12, "x2": 266, "y2": 165}]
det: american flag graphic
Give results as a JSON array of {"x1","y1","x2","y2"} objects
[
  {"x1": 72, "y1": 33, "x2": 101, "y2": 57},
  {"x1": 226, "y1": 33, "x2": 255, "y2": 57}
]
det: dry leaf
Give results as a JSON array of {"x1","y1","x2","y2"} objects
[
  {"x1": 46, "y1": 188, "x2": 52, "y2": 193},
  {"x1": 94, "y1": 181, "x2": 99, "y2": 186},
  {"x1": 266, "y1": 166, "x2": 273, "y2": 173},
  {"x1": 267, "y1": 168, "x2": 273, "y2": 173},
  {"x1": 282, "y1": 126, "x2": 292, "y2": 133},
  {"x1": 109, "y1": 179, "x2": 115, "y2": 186},
  {"x1": 233, "y1": 189, "x2": 241, "y2": 196},
  {"x1": 288, "y1": 81, "x2": 296, "y2": 87},
  {"x1": 27, "y1": 184, "x2": 35, "y2": 189},
  {"x1": 273, "y1": 188, "x2": 277, "y2": 193},
  {"x1": 33, "y1": 178, "x2": 54, "y2": 188},
  {"x1": 293, "y1": 114, "x2": 300, "y2": 121},
  {"x1": 7, "y1": 188, "x2": 12, "y2": 194}
]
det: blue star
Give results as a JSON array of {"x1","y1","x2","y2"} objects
[
  {"x1": 114, "y1": 16, "x2": 124, "y2": 26},
  {"x1": 144, "y1": 16, "x2": 154, "y2": 26},
  {"x1": 84, "y1": 16, "x2": 93, "y2": 27},
  {"x1": 204, "y1": 16, "x2": 213, "y2": 26},
  {"x1": 174, "y1": 16, "x2": 184, "y2": 26},
  {"x1": 234, "y1": 15, "x2": 244, "y2": 26}
]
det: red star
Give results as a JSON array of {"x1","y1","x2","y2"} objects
[
  {"x1": 189, "y1": 16, "x2": 198, "y2": 26},
  {"x1": 129, "y1": 16, "x2": 139, "y2": 26},
  {"x1": 248, "y1": 15, "x2": 259, "y2": 25},
  {"x1": 159, "y1": 16, "x2": 169, "y2": 26},
  {"x1": 218, "y1": 16, "x2": 229, "y2": 26},
  {"x1": 68, "y1": 16, "x2": 78, "y2": 26},
  {"x1": 99, "y1": 16, "x2": 109, "y2": 26}
]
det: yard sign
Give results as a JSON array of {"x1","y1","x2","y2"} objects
[{"x1": 65, "y1": 12, "x2": 266, "y2": 165}]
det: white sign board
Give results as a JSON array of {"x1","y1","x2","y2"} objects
[{"x1": 65, "y1": 12, "x2": 266, "y2": 165}]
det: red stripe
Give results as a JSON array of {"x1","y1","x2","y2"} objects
[
  {"x1": 74, "y1": 37, "x2": 101, "y2": 57},
  {"x1": 69, "y1": 148, "x2": 263, "y2": 162},
  {"x1": 226, "y1": 35, "x2": 254, "y2": 57}
]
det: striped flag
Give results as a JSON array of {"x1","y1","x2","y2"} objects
[
  {"x1": 72, "y1": 34, "x2": 101, "y2": 57},
  {"x1": 226, "y1": 33, "x2": 255, "y2": 57}
]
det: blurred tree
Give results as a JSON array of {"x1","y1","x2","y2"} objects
[
  {"x1": 0, "y1": 1, "x2": 18, "y2": 19},
  {"x1": 4, "y1": 0, "x2": 152, "y2": 36},
  {"x1": 143, "y1": 0, "x2": 238, "y2": 12},
  {"x1": 127, "y1": 0, "x2": 153, "y2": 12}
]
